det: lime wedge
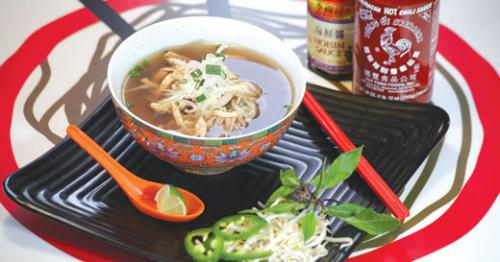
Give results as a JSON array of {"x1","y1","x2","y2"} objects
[{"x1": 155, "y1": 184, "x2": 187, "y2": 216}]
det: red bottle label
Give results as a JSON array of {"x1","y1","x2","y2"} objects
[{"x1": 353, "y1": 0, "x2": 440, "y2": 103}]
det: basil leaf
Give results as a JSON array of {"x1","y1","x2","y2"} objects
[
  {"x1": 301, "y1": 211, "x2": 317, "y2": 241},
  {"x1": 322, "y1": 147, "x2": 363, "y2": 189},
  {"x1": 265, "y1": 186, "x2": 295, "y2": 207},
  {"x1": 324, "y1": 203, "x2": 365, "y2": 217},
  {"x1": 263, "y1": 202, "x2": 305, "y2": 214},
  {"x1": 310, "y1": 158, "x2": 327, "y2": 196},
  {"x1": 324, "y1": 204, "x2": 400, "y2": 235},
  {"x1": 280, "y1": 168, "x2": 300, "y2": 188},
  {"x1": 309, "y1": 175, "x2": 320, "y2": 187}
]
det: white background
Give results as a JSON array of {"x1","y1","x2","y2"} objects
[{"x1": 0, "y1": 0, "x2": 498, "y2": 261}]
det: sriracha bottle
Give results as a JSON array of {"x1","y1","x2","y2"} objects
[{"x1": 353, "y1": 0, "x2": 440, "y2": 103}]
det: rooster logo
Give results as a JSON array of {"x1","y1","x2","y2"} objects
[{"x1": 380, "y1": 27, "x2": 412, "y2": 65}]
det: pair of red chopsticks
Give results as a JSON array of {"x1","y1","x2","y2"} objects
[{"x1": 303, "y1": 89, "x2": 410, "y2": 221}]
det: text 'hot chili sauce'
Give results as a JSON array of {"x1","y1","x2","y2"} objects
[{"x1": 353, "y1": 0, "x2": 440, "y2": 103}]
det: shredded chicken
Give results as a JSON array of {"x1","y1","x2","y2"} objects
[{"x1": 128, "y1": 45, "x2": 262, "y2": 137}]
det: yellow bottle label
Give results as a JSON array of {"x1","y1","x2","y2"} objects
[{"x1": 308, "y1": 0, "x2": 354, "y2": 21}]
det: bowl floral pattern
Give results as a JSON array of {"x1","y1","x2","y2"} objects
[{"x1": 115, "y1": 107, "x2": 295, "y2": 175}]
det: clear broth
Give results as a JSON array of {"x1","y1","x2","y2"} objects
[{"x1": 123, "y1": 43, "x2": 293, "y2": 137}]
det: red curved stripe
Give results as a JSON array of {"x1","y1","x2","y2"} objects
[
  {"x1": 349, "y1": 25, "x2": 500, "y2": 261},
  {"x1": 0, "y1": 0, "x2": 163, "y2": 261},
  {"x1": 0, "y1": 2, "x2": 498, "y2": 261}
]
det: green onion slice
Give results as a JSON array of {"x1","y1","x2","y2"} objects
[
  {"x1": 195, "y1": 79, "x2": 205, "y2": 90},
  {"x1": 191, "y1": 69, "x2": 202, "y2": 79},
  {"x1": 128, "y1": 70, "x2": 141, "y2": 78},
  {"x1": 195, "y1": 94, "x2": 207, "y2": 103},
  {"x1": 215, "y1": 53, "x2": 225, "y2": 61},
  {"x1": 215, "y1": 44, "x2": 223, "y2": 52},
  {"x1": 205, "y1": 64, "x2": 221, "y2": 75}
]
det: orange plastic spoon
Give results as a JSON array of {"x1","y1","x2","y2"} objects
[{"x1": 66, "y1": 125, "x2": 205, "y2": 222}]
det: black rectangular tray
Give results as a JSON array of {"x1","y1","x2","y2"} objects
[{"x1": 3, "y1": 85, "x2": 449, "y2": 261}]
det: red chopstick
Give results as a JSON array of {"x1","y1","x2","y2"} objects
[{"x1": 303, "y1": 90, "x2": 409, "y2": 221}]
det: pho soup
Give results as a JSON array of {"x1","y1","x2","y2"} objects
[{"x1": 123, "y1": 42, "x2": 293, "y2": 137}]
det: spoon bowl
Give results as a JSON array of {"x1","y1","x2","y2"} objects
[
  {"x1": 132, "y1": 183, "x2": 204, "y2": 222},
  {"x1": 66, "y1": 125, "x2": 205, "y2": 222}
]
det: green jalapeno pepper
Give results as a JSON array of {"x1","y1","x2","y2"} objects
[
  {"x1": 222, "y1": 246, "x2": 273, "y2": 261},
  {"x1": 184, "y1": 228, "x2": 224, "y2": 262},
  {"x1": 213, "y1": 215, "x2": 268, "y2": 240}
]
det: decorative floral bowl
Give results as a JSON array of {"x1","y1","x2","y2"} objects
[{"x1": 108, "y1": 17, "x2": 306, "y2": 175}]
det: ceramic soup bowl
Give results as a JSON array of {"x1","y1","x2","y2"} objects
[{"x1": 108, "y1": 16, "x2": 306, "y2": 175}]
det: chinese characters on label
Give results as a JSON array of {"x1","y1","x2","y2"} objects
[
  {"x1": 353, "y1": 0, "x2": 439, "y2": 103},
  {"x1": 307, "y1": 0, "x2": 354, "y2": 78}
]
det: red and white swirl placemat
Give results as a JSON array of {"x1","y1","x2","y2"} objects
[{"x1": 0, "y1": 0, "x2": 498, "y2": 261}]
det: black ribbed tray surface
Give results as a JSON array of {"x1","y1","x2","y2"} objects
[{"x1": 4, "y1": 85, "x2": 449, "y2": 261}]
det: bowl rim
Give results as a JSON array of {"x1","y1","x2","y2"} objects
[{"x1": 108, "y1": 16, "x2": 306, "y2": 141}]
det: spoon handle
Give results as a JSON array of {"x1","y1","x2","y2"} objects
[{"x1": 66, "y1": 125, "x2": 147, "y2": 196}]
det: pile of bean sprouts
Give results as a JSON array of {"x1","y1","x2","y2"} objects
[{"x1": 225, "y1": 198, "x2": 353, "y2": 261}]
